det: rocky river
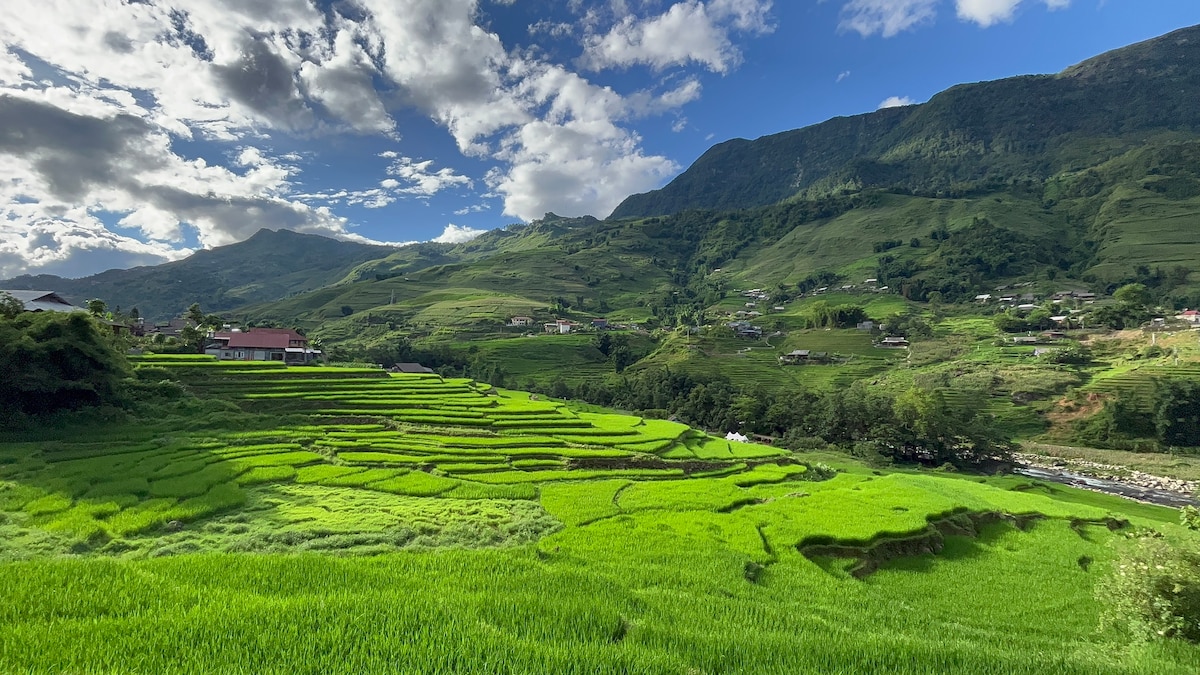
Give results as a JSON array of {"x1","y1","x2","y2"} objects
[{"x1": 1013, "y1": 452, "x2": 1198, "y2": 508}]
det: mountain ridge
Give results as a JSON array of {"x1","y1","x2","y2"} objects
[
  {"x1": 611, "y1": 24, "x2": 1200, "y2": 219},
  {"x1": 0, "y1": 228, "x2": 396, "y2": 320}
]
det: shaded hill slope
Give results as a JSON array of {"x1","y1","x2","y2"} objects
[{"x1": 0, "y1": 229, "x2": 396, "y2": 320}]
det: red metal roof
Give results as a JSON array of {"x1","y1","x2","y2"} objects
[{"x1": 212, "y1": 328, "x2": 306, "y2": 350}]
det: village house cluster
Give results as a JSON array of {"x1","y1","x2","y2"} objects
[{"x1": 508, "y1": 316, "x2": 614, "y2": 334}]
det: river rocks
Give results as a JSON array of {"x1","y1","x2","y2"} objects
[{"x1": 1014, "y1": 452, "x2": 1199, "y2": 500}]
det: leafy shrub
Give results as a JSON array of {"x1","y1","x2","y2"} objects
[
  {"x1": 779, "y1": 433, "x2": 827, "y2": 451},
  {"x1": 1097, "y1": 533, "x2": 1200, "y2": 643},
  {"x1": 134, "y1": 367, "x2": 173, "y2": 382},
  {"x1": 1182, "y1": 506, "x2": 1200, "y2": 532}
]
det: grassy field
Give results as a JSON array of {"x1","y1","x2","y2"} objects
[{"x1": 1, "y1": 359, "x2": 1198, "y2": 672}]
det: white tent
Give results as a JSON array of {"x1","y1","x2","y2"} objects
[{"x1": 725, "y1": 432, "x2": 748, "y2": 442}]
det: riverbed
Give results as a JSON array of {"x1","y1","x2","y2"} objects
[{"x1": 1014, "y1": 465, "x2": 1198, "y2": 508}]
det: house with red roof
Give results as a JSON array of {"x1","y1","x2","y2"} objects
[
  {"x1": 1177, "y1": 309, "x2": 1200, "y2": 327},
  {"x1": 205, "y1": 328, "x2": 322, "y2": 364}
]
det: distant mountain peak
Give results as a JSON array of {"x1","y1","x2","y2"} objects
[{"x1": 610, "y1": 23, "x2": 1200, "y2": 220}]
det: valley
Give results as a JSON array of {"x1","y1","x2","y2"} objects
[
  {"x1": 2, "y1": 357, "x2": 1197, "y2": 673},
  {"x1": 4, "y1": 20, "x2": 1200, "y2": 674}
]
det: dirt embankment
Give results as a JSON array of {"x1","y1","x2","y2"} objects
[{"x1": 799, "y1": 512, "x2": 1126, "y2": 578}]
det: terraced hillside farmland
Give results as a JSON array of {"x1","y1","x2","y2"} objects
[
  {"x1": 1, "y1": 356, "x2": 1199, "y2": 673},
  {"x1": 1085, "y1": 364, "x2": 1200, "y2": 411}
]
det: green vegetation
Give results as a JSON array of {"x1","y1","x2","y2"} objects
[
  {"x1": 0, "y1": 311, "x2": 129, "y2": 423},
  {"x1": 8, "y1": 27, "x2": 1200, "y2": 671},
  {"x1": 1, "y1": 355, "x2": 1199, "y2": 672}
]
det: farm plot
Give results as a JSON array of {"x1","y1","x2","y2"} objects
[
  {"x1": 4, "y1": 357, "x2": 1200, "y2": 673},
  {"x1": 1084, "y1": 364, "x2": 1200, "y2": 411},
  {"x1": 0, "y1": 360, "x2": 794, "y2": 553}
]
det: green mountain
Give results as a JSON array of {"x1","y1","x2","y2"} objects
[
  {"x1": 240, "y1": 214, "x2": 678, "y2": 329},
  {"x1": 0, "y1": 229, "x2": 396, "y2": 321},
  {"x1": 611, "y1": 24, "x2": 1200, "y2": 219}
]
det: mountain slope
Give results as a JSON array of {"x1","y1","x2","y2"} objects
[
  {"x1": 612, "y1": 24, "x2": 1200, "y2": 219},
  {"x1": 0, "y1": 229, "x2": 396, "y2": 320}
]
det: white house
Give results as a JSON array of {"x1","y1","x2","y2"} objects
[{"x1": 1177, "y1": 310, "x2": 1200, "y2": 326}]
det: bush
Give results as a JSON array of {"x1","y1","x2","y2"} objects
[
  {"x1": 1097, "y1": 532, "x2": 1200, "y2": 643},
  {"x1": 779, "y1": 432, "x2": 827, "y2": 451}
]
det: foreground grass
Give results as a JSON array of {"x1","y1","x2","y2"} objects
[
  {"x1": 1, "y1": 360, "x2": 1199, "y2": 673},
  {"x1": 2, "y1": 520, "x2": 1195, "y2": 674}
]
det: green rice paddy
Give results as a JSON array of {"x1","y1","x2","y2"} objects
[{"x1": 1, "y1": 357, "x2": 1197, "y2": 673}]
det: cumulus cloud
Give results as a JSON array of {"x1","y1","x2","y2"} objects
[
  {"x1": 956, "y1": 0, "x2": 1070, "y2": 27},
  {"x1": 0, "y1": 89, "x2": 357, "y2": 275},
  {"x1": 432, "y1": 223, "x2": 488, "y2": 244},
  {"x1": 296, "y1": 156, "x2": 473, "y2": 209},
  {"x1": 878, "y1": 95, "x2": 917, "y2": 108},
  {"x1": 386, "y1": 157, "x2": 474, "y2": 196},
  {"x1": 0, "y1": 0, "x2": 777, "y2": 276},
  {"x1": 581, "y1": 0, "x2": 774, "y2": 73}
]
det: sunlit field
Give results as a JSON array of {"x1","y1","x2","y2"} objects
[{"x1": 1, "y1": 355, "x2": 1197, "y2": 673}]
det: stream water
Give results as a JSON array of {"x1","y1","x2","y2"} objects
[{"x1": 1014, "y1": 466, "x2": 1198, "y2": 508}]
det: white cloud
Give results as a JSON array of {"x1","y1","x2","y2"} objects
[
  {"x1": 581, "y1": 0, "x2": 774, "y2": 73},
  {"x1": 625, "y1": 78, "x2": 704, "y2": 116},
  {"x1": 386, "y1": 157, "x2": 474, "y2": 196},
  {"x1": 836, "y1": 70, "x2": 852, "y2": 83},
  {"x1": 841, "y1": 0, "x2": 1073, "y2": 36},
  {"x1": 0, "y1": 48, "x2": 31, "y2": 86},
  {"x1": 840, "y1": 0, "x2": 939, "y2": 37},
  {"x1": 0, "y1": 215, "x2": 191, "y2": 279},
  {"x1": 955, "y1": 0, "x2": 1022, "y2": 26},
  {"x1": 294, "y1": 157, "x2": 472, "y2": 210},
  {"x1": 956, "y1": 0, "x2": 1070, "y2": 27},
  {"x1": 454, "y1": 203, "x2": 491, "y2": 215},
  {"x1": 298, "y1": 24, "x2": 396, "y2": 135},
  {"x1": 432, "y1": 223, "x2": 488, "y2": 243},
  {"x1": 0, "y1": 88, "x2": 356, "y2": 277},
  {"x1": 878, "y1": 95, "x2": 917, "y2": 108},
  {"x1": 0, "y1": 0, "x2": 778, "y2": 276}
]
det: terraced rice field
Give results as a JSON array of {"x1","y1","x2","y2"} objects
[
  {"x1": 2, "y1": 355, "x2": 1198, "y2": 673},
  {"x1": 0, "y1": 355, "x2": 792, "y2": 552},
  {"x1": 1084, "y1": 364, "x2": 1200, "y2": 411}
]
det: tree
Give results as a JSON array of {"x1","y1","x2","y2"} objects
[
  {"x1": 1114, "y1": 283, "x2": 1152, "y2": 310},
  {"x1": 0, "y1": 292, "x2": 22, "y2": 320},
  {"x1": 593, "y1": 332, "x2": 613, "y2": 357},
  {"x1": 1154, "y1": 379, "x2": 1200, "y2": 448},
  {"x1": 87, "y1": 299, "x2": 107, "y2": 317},
  {"x1": 608, "y1": 334, "x2": 634, "y2": 373},
  {"x1": 0, "y1": 312, "x2": 130, "y2": 421},
  {"x1": 186, "y1": 303, "x2": 205, "y2": 327}
]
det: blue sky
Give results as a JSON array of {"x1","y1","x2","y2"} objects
[{"x1": 1, "y1": 0, "x2": 1199, "y2": 278}]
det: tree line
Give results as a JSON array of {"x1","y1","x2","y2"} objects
[{"x1": 533, "y1": 370, "x2": 1012, "y2": 467}]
